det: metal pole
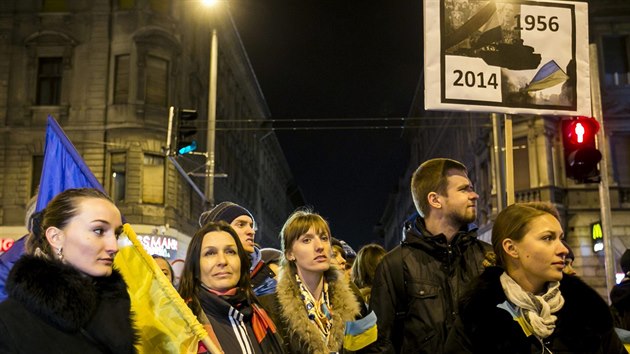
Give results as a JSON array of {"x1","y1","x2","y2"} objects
[
  {"x1": 589, "y1": 43, "x2": 615, "y2": 300},
  {"x1": 492, "y1": 113, "x2": 505, "y2": 212},
  {"x1": 166, "y1": 106, "x2": 175, "y2": 155},
  {"x1": 504, "y1": 114, "x2": 515, "y2": 206},
  {"x1": 206, "y1": 29, "x2": 218, "y2": 207}
]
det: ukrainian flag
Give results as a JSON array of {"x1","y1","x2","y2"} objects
[
  {"x1": 524, "y1": 60, "x2": 569, "y2": 92},
  {"x1": 116, "y1": 224, "x2": 220, "y2": 354},
  {"x1": 343, "y1": 310, "x2": 377, "y2": 351}
]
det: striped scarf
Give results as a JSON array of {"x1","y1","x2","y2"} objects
[{"x1": 197, "y1": 286, "x2": 284, "y2": 353}]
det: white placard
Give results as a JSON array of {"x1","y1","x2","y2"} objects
[{"x1": 424, "y1": 0, "x2": 590, "y2": 116}]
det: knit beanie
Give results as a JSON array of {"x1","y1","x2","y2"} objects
[{"x1": 199, "y1": 201, "x2": 255, "y2": 227}]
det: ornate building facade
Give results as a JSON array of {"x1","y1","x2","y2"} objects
[
  {"x1": 0, "y1": 0, "x2": 301, "y2": 257},
  {"x1": 378, "y1": 0, "x2": 630, "y2": 298}
]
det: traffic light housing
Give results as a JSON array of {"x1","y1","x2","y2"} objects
[
  {"x1": 562, "y1": 117, "x2": 602, "y2": 183},
  {"x1": 176, "y1": 109, "x2": 198, "y2": 155}
]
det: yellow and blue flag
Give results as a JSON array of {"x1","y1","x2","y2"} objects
[
  {"x1": 344, "y1": 310, "x2": 377, "y2": 351},
  {"x1": 115, "y1": 224, "x2": 217, "y2": 354},
  {"x1": 525, "y1": 60, "x2": 569, "y2": 92}
]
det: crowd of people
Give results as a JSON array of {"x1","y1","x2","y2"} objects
[{"x1": 0, "y1": 157, "x2": 629, "y2": 353}]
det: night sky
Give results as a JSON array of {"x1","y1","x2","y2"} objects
[{"x1": 232, "y1": 0, "x2": 423, "y2": 249}]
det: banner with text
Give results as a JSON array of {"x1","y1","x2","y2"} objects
[{"x1": 424, "y1": 0, "x2": 590, "y2": 116}]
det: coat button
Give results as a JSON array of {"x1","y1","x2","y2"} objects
[{"x1": 419, "y1": 290, "x2": 425, "y2": 295}]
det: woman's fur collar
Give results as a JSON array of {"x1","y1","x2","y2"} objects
[
  {"x1": 7, "y1": 255, "x2": 130, "y2": 332},
  {"x1": 276, "y1": 266, "x2": 360, "y2": 353}
]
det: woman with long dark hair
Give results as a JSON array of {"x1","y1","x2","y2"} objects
[{"x1": 178, "y1": 221, "x2": 284, "y2": 353}]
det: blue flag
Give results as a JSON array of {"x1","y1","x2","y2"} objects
[{"x1": 0, "y1": 116, "x2": 105, "y2": 301}]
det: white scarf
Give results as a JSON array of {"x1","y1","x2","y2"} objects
[{"x1": 500, "y1": 272, "x2": 564, "y2": 339}]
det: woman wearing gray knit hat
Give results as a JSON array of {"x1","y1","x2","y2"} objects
[{"x1": 199, "y1": 202, "x2": 277, "y2": 296}]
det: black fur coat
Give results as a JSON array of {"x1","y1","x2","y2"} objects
[
  {"x1": 0, "y1": 255, "x2": 137, "y2": 353},
  {"x1": 444, "y1": 266, "x2": 626, "y2": 354}
]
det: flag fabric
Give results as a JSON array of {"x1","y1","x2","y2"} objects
[
  {"x1": 0, "y1": 237, "x2": 26, "y2": 301},
  {"x1": 115, "y1": 224, "x2": 217, "y2": 354},
  {"x1": 0, "y1": 116, "x2": 217, "y2": 353},
  {"x1": 525, "y1": 60, "x2": 570, "y2": 92},
  {"x1": 343, "y1": 310, "x2": 378, "y2": 351},
  {"x1": 0, "y1": 115, "x2": 105, "y2": 301},
  {"x1": 35, "y1": 116, "x2": 105, "y2": 212}
]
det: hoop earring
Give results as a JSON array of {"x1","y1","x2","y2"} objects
[{"x1": 56, "y1": 247, "x2": 64, "y2": 261}]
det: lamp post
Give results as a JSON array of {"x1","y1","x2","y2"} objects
[
  {"x1": 204, "y1": 0, "x2": 219, "y2": 208},
  {"x1": 206, "y1": 28, "x2": 218, "y2": 208}
]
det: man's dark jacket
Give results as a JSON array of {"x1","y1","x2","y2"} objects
[{"x1": 366, "y1": 217, "x2": 491, "y2": 354}]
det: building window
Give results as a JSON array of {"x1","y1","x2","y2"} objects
[
  {"x1": 114, "y1": 55, "x2": 130, "y2": 104},
  {"x1": 150, "y1": 0, "x2": 170, "y2": 14},
  {"x1": 111, "y1": 153, "x2": 127, "y2": 203},
  {"x1": 612, "y1": 135, "x2": 630, "y2": 186},
  {"x1": 36, "y1": 57, "x2": 63, "y2": 105},
  {"x1": 513, "y1": 137, "x2": 530, "y2": 190},
  {"x1": 118, "y1": 0, "x2": 134, "y2": 10},
  {"x1": 145, "y1": 55, "x2": 168, "y2": 106},
  {"x1": 143, "y1": 154, "x2": 165, "y2": 204},
  {"x1": 602, "y1": 35, "x2": 630, "y2": 86},
  {"x1": 42, "y1": 0, "x2": 67, "y2": 12},
  {"x1": 31, "y1": 155, "x2": 44, "y2": 197}
]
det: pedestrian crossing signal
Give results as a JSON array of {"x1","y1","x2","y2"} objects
[{"x1": 562, "y1": 117, "x2": 602, "y2": 184}]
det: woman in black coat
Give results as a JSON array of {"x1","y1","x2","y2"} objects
[
  {"x1": 444, "y1": 202, "x2": 626, "y2": 354},
  {"x1": 0, "y1": 188, "x2": 137, "y2": 353}
]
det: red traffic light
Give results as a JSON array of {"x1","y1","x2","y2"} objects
[
  {"x1": 562, "y1": 117, "x2": 602, "y2": 183},
  {"x1": 566, "y1": 117, "x2": 599, "y2": 145}
]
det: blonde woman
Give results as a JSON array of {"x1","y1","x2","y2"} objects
[
  {"x1": 444, "y1": 202, "x2": 625, "y2": 353},
  {"x1": 259, "y1": 209, "x2": 376, "y2": 353}
]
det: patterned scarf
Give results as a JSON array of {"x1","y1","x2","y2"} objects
[
  {"x1": 499, "y1": 272, "x2": 564, "y2": 339},
  {"x1": 295, "y1": 273, "x2": 333, "y2": 343}
]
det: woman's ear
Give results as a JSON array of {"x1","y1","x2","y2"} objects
[
  {"x1": 45, "y1": 226, "x2": 65, "y2": 249},
  {"x1": 285, "y1": 251, "x2": 294, "y2": 262},
  {"x1": 427, "y1": 192, "x2": 441, "y2": 209},
  {"x1": 502, "y1": 238, "x2": 518, "y2": 259}
]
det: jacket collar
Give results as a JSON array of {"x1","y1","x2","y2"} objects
[
  {"x1": 275, "y1": 266, "x2": 360, "y2": 353},
  {"x1": 7, "y1": 255, "x2": 130, "y2": 332},
  {"x1": 403, "y1": 216, "x2": 478, "y2": 250}
]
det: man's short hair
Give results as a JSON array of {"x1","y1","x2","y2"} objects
[{"x1": 411, "y1": 158, "x2": 468, "y2": 218}]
